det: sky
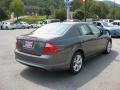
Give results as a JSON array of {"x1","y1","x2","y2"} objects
[{"x1": 97, "y1": 0, "x2": 120, "y2": 4}]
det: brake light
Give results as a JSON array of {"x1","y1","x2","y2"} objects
[
  {"x1": 42, "y1": 41, "x2": 60, "y2": 54},
  {"x1": 16, "y1": 39, "x2": 19, "y2": 49}
]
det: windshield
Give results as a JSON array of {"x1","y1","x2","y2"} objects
[
  {"x1": 33, "y1": 23, "x2": 70, "y2": 35},
  {"x1": 102, "y1": 22, "x2": 114, "y2": 27}
]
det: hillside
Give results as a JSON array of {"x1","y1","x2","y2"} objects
[
  {"x1": 97, "y1": 0, "x2": 120, "y2": 7},
  {"x1": 23, "y1": 0, "x2": 64, "y2": 8},
  {"x1": 23, "y1": 0, "x2": 120, "y2": 9},
  {"x1": 24, "y1": 0, "x2": 48, "y2": 7}
]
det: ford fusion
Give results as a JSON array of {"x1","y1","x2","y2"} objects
[{"x1": 15, "y1": 22, "x2": 112, "y2": 74}]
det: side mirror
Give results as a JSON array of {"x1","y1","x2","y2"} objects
[
  {"x1": 100, "y1": 30, "x2": 104, "y2": 36},
  {"x1": 101, "y1": 30, "x2": 108, "y2": 35},
  {"x1": 99, "y1": 29, "x2": 107, "y2": 36},
  {"x1": 99, "y1": 27, "x2": 107, "y2": 35}
]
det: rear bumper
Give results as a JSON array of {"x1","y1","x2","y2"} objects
[{"x1": 15, "y1": 49, "x2": 71, "y2": 71}]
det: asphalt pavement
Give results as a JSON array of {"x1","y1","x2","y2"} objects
[{"x1": 0, "y1": 29, "x2": 120, "y2": 90}]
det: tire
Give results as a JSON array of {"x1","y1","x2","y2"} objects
[
  {"x1": 6, "y1": 26, "x2": 9, "y2": 30},
  {"x1": 104, "y1": 41, "x2": 112, "y2": 54},
  {"x1": 22, "y1": 26, "x2": 25, "y2": 29},
  {"x1": 1, "y1": 26, "x2": 2, "y2": 30},
  {"x1": 70, "y1": 52, "x2": 83, "y2": 74}
]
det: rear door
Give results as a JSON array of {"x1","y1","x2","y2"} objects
[{"x1": 76, "y1": 24, "x2": 99, "y2": 57}]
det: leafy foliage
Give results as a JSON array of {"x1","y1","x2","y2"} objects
[
  {"x1": 45, "y1": 9, "x2": 51, "y2": 19},
  {"x1": 10, "y1": 0, "x2": 24, "y2": 19},
  {"x1": 55, "y1": 8, "x2": 66, "y2": 21},
  {"x1": 20, "y1": 16, "x2": 46, "y2": 23},
  {"x1": 0, "y1": 9, "x2": 8, "y2": 21},
  {"x1": 73, "y1": 9, "x2": 84, "y2": 20},
  {"x1": 0, "y1": 0, "x2": 120, "y2": 21}
]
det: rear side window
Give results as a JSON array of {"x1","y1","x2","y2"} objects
[{"x1": 77, "y1": 25, "x2": 92, "y2": 35}]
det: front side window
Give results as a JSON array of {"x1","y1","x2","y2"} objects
[
  {"x1": 89, "y1": 25, "x2": 101, "y2": 36},
  {"x1": 97, "y1": 22, "x2": 101, "y2": 26},
  {"x1": 77, "y1": 25, "x2": 92, "y2": 35}
]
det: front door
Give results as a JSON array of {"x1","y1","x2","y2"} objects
[
  {"x1": 88, "y1": 24, "x2": 108, "y2": 52},
  {"x1": 77, "y1": 24, "x2": 99, "y2": 57}
]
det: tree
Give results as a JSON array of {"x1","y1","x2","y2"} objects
[
  {"x1": 0, "y1": 9, "x2": 8, "y2": 21},
  {"x1": 72, "y1": 0, "x2": 81, "y2": 10},
  {"x1": 55, "y1": 8, "x2": 66, "y2": 21},
  {"x1": 81, "y1": 0, "x2": 94, "y2": 18},
  {"x1": 0, "y1": 0, "x2": 11, "y2": 21},
  {"x1": 96, "y1": 2, "x2": 109, "y2": 19},
  {"x1": 10, "y1": 0, "x2": 24, "y2": 20},
  {"x1": 115, "y1": 7, "x2": 120, "y2": 19},
  {"x1": 73, "y1": 9, "x2": 84, "y2": 20},
  {"x1": 108, "y1": 7, "x2": 120, "y2": 19},
  {"x1": 45, "y1": 9, "x2": 51, "y2": 19},
  {"x1": 89, "y1": 3, "x2": 101, "y2": 18},
  {"x1": 89, "y1": 2, "x2": 109, "y2": 19}
]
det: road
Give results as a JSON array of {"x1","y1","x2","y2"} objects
[{"x1": 0, "y1": 29, "x2": 120, "y2": 90}]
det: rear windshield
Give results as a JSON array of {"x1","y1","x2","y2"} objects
[{"x1": 33, "y1": 23, "x2": 70, "y2": 35}]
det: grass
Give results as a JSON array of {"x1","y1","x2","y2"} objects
[{"x1": 20, "y1": 15, "x2": 47, "y2": 23}]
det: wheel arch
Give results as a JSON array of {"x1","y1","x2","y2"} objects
[
  {"x1": 109, "y1": 38, "x2": 112, "y2": 43},
  {"x1": 74, "y1": 49, "x2": 85, "y2": 60},
  {"x1": 70, "y1": 49, "x2": 85, "y2": 74}
]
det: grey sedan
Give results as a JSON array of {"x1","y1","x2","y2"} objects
[{"x1": 15, "y1": 22, "x2": 112, "y2": 74}]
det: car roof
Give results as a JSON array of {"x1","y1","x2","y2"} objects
[
  {"x1": 61, "y1": 22, "x2": 91, "y2": 25},
  {"x1": 44, "y1": 22, "x2": 92, "y2": 26},
  {"x1": 93, "y1": 21, "x2": 103, "y2": 23},
  {"x1": 64, "y1": 19, "x2": 81, "y2": 22}
]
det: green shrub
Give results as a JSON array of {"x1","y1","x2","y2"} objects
[
  {"x1": 20, "y1": 16, "x2": 46, "y2": 23},
  {"x1": 55, "y1": 9, "x2": 66, "y2": 21},
  {"x1": 0, "y1": 9, "x2": 8, "y2": 21},
  {"x1": 73, "y1": 9, "x2": 84, "y2": 20}
]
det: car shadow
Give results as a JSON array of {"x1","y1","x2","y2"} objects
[
  {"x1": 20, "y1": 50, "x2": 118, "y2": 90},
  {"x1": 112, "y1": 37, "x2": 120, "y2": 39}
]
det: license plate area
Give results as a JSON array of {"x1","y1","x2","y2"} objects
[{"x1": 23, "y1": 40, "x2": 34, "y2": 49}]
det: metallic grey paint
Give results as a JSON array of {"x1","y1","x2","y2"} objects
[{"x1": 15, "y1": 22, "x2": 112, "y2": 71}]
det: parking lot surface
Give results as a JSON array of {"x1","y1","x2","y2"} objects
[{"x1": 0, "y1": 29, "x2": 120, "y2": 90}]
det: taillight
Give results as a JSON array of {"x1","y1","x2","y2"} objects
[
  {"x1": 42, "y1": 41, "x2": 60, "y2": 54},
  {"x1": 16, "y1": 39, "x2": 19, "y2": 49}
]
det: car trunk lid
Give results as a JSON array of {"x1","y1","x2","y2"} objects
[
  {"x1": 16, "y1": 33, "x2": 60, "y2": 56},
  {"x1": 16, "y1": 35, "x2": 45, "y2": 56}
]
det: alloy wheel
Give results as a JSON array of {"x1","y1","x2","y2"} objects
[
  {"x1": 70, "y1": 52, "x2": 83, "y2": 74},
  {"x1": 107, "y1": 41, "x2": 112, "y2": 53}
]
